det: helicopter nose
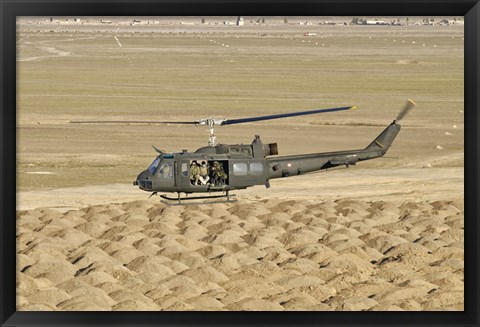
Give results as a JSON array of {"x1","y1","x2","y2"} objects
[{"x1": 134, "y1": 170, "x2": 153, "y2": 191}]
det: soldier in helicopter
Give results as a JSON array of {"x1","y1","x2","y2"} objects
[
  {"x1": 198, "y1": 161, "x2": 210, "y2": 185},
  {"x1": 211, "y1": 161, "x2": 227, "y2": 186},
  {"x1": 189, "y1": 160, "x2": 201, "y2": 185}
]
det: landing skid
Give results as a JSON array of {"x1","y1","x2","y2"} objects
[{"x1": 159, "y1": 191, "x2": 237, "y2": 205}]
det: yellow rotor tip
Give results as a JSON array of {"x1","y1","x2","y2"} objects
[
  {"x1": 350, "y1": 106, "x2": 357, "y2": 110},
  {"x1": 408, "y1": 99, "x2": 417, "y2": 106}
]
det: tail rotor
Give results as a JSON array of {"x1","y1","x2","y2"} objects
[{"x1": 395, "y1": 99, "x2": 416, "y2": 122}]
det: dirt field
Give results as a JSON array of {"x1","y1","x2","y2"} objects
[{"x1": 16, "y1": 17, "x2": 464, "y2": 311}]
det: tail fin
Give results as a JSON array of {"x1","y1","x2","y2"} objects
[
  {"x1": 365, "y1": 99, "x2": 415, "y2": 153},
  {"x1": 365, "y1": 121, "x2": 401, "y2": 153}
]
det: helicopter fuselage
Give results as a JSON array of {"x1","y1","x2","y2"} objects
[{"x1": 134, "y1": 121, "x2": 401, "y2": 195}]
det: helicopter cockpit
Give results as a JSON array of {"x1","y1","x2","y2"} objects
[{"x1": 135, "y1": 154, "x2": 175, "y2": 191}]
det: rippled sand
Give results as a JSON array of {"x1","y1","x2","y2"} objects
[{"x1": 17, "y1": 197, "x2": 464, "y2": 311}]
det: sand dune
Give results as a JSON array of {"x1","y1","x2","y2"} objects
[{"x1": 16, "y1": 197, "x2": 464, "y2": 311}]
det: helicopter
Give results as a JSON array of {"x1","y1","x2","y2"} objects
[{"x1": 71, "y1": 100, "x2": 416, "y2": 204}]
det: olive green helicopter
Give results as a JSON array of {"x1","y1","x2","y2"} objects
[{"x1": 71, "y1": 100, "x2": 416, "y2": 204}]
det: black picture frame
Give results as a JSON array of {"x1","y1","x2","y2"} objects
[{"x1": 1, "y1": 1, "x2": 478, "y2": 326}]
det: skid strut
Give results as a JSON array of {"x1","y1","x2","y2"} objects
[{"x1": 159, "y1": 191, "x2": 236, "y2": 205}]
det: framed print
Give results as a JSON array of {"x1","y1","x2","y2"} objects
[{"x1": 1, "y1": 0, "x2": 478, "y2": 326}]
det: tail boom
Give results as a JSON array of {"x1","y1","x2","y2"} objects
[{"x1": 266, "y1": 121, "x2": 402, "y2": 180}]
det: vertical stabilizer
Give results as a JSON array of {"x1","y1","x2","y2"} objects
[{"x1": 365, "y1": 121, "x2": 401, "y2": 153}]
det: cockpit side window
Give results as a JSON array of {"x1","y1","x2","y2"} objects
[
  {"x1": 158, "y1": 162, "x2": 174, "y2": 179},
  {"x1": 148, "y1": 157, "x2": 161, "y2": 174}
]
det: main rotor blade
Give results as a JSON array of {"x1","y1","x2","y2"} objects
[
  {"x1": 69, "y1": 120, "x2": 196, "y2": 125},
  {"x1": 220, "y1": 106, "x2": 355, "y2": 126},
  {"x1": 395, "y1": 99, "x2": 416, "y2": 122}
]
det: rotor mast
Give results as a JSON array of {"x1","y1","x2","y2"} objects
[
  {"x1": 206, "y1": 118, "x2": 217, "y2": 146},
  {"x1": 195, "y1": 118, "x2": 226, "y2": 146}
]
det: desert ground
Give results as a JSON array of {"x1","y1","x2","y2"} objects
[{"x1": 16, "y1": 17, "x2": 464, "y2": 311}]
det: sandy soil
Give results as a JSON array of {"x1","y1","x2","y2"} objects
[
  {"x1": 16, "y1": 17, "x2": 464, "y2": 311},
  {"x1": 17, "y1": 192, "x2": 464, "y2": 311}
]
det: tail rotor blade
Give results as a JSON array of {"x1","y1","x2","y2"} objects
[{"x1": 396, "y1": 99, "x2": 416, "y2": 122}]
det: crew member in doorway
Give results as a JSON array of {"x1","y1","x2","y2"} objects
[
  {"x1": 189, "y1": 160, "x2": 201, "y2": 185},
  {"x1": 199, "y1": 161, "x2": 210, "y2": 185},
  {"x1": 211, "y1": 161, "x2": 227, "y2": 186}
]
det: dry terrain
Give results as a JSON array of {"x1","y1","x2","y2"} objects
[{"x1": 16, "y1": 17, "x2": 464, "y2": 311}]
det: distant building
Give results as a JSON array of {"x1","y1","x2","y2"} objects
[
  {"x1": 446, "y1": 19, "x2": 463, "y2": 25},
  {"x1": 365, "y1": 20, "x2": 388, "y2": 25},
  {"x1": 237, "y1": 16, "x2": 244, "y2": 26},
  {"x1": 304, "y1": 32, "x2": 317, "y2": 36}
]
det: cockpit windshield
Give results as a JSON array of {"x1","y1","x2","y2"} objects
[{"x1": 148, "y1": 157, "x2": 161, "y2": 174}]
